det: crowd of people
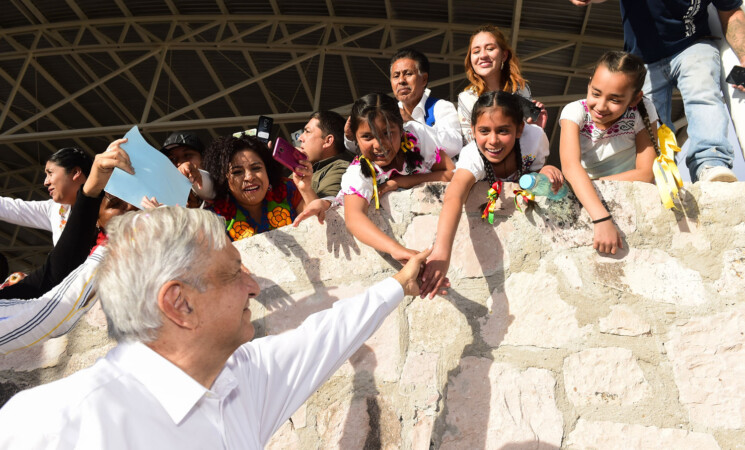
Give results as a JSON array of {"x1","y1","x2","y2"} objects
[{"x1": 0, "y1": 2, "x2": 743, "y2": 447}]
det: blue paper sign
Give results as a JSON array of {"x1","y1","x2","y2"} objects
[{"x1": 104, "y1": 126, "x2": 191, "y2": 207}]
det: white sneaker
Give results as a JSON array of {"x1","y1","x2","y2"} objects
[{"x1": 698, "y1": 166, "x2": 738, "y2": 182}]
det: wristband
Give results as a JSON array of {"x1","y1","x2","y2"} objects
[{"x1": 592, "y1": 215, "x2": 612, "y2": 224}]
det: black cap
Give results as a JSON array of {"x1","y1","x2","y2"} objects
[{"x1": 160, "y1": 131, "x2": 205, "y2": 155}]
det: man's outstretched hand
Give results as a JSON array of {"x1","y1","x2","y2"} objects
[{"x1": 393, "y1": 248, "x2": 431, "y2": 296}]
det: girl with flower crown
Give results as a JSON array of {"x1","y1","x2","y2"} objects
[
  {"x1": 337, "y1": 92, "x2": 455, "y2": 264},
  {"x1": 203, "y1": 134, "x2": 319, "y2": 241}
]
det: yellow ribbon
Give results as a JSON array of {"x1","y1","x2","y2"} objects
[
  {"x1": 401, "y1": 135, "x2": 413, "y2": 153},
  {"x1": 653, "y1": 124, "x2": 684, "y2": 209},
  {"x1": 361, "y1": 157, "x2": 380, "y2": 210},
  {"x1": 512, "y1": 189, "x2": 535, "y2": 213}
]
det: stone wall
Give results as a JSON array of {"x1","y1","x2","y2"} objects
[{"x1": 2, "y1": 181, "x2": 745, "y2": 449}]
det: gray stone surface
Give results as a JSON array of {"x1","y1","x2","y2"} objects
[{"x1": 3, "y1": 180, "x2": 745, "y2": 449}]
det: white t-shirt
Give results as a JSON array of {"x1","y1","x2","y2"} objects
[
  {"x1": 457, "y1": 86, "x2": 532, "y2": 144},
  {"x1": 559, "y1": 97, "x2": 658, "y2": 179},
  {"x1": 338, "y1": 121, "x2": 443, "y2": 204},
  {"x1": 0, "y1": 197, "x2": 70, "y2": 245},
  {"x1": 454, "y1": 123, "x2": 550, "y2": 182}
]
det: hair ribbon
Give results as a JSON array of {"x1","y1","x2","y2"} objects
[
  {"x1": 653, "y1": 124, "x2": 683, "y2": 209},
  {"x1": 482, "y1": 181, "x2": 503, "y2": 224},
  {"x1": 361, "y1": 157, "x2": 380, "y2": 210}
]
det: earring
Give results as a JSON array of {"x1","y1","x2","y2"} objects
[
  {"x1": 500, "y1": 60, "x2": 505, "y2": 70},
  {"x1": 267, "y1": 183, "x2": 273, "y2": 191}
]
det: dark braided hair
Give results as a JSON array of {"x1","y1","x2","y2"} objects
[
  {"x1": 350, "y1": 93, "x2": 424, "y2": 178},
  {"x1": 203, "y1": 134, "x2": 283, "y2": 199},
  {"x1": 471, "y1": 90, "x2": 526, "y2": 180},
  {"x1": 593, "y1": 51, "x2": 661, "y2": 156}
]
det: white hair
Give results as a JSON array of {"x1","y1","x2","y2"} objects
[{"x1": 95, "y1": 207, "x2": 228, "y2": 343}]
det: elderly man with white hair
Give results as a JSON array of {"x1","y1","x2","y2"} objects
[{"x1": 0, "y1": 206, "x2": 436, "y2": 449}]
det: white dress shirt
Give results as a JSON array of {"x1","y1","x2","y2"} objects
[
  {"x1": 0, "y1": 247, "x2": 104, "y2": 354},
  {"x1": 0, "y1": 277, "x2": 404, "y2": 449},
  {"x1": 0, "y1": 197, "x2": 70, "y2": 245},
  {"x1": 398, "y1": 88, "x2": 463, "y2": 158}
]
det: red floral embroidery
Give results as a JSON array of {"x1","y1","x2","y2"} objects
[{"x1": 210, "y1": 198, "x2": 237, "y2": 221}]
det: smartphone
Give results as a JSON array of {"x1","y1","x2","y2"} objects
[
  {"x1": 256, "y1": 115, "x2": 273, "y2": 144},
  {"x1": 272, "y1": 137, "x2": 308, "y2": 172},
  {"x1": 516, "y1": 96, "x2": 542, "y2": 122},
  {"x1": 726, "y1": 65, "x2": 745, "y2": 87}
]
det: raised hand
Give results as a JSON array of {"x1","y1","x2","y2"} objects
[{"x1": 83, "y1": 138, "x2": 134, "y2": 197}]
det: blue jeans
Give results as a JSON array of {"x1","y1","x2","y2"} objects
[{"x1": 642, "y1": 40, "x2": 734, "y2": 181}]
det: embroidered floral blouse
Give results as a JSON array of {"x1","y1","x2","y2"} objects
[
  {"x1": 559, "y1": 97, "x2": 658, "y2": 179},
  {"x1": 208, "y1": 178, "x2": 302, "y2": 241},
  {"x1": 337, "y1": 121, "x2": 443, "y2": 205}
]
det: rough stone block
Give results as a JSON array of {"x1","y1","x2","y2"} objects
[
  {"x1": 481, "y1": 272, "x2": 590, "y2": 348},
  {"x1": 399, "y1": 351, "x2": 439, "y2": 407},
  {"x1": 317, "y1": 395, "x2": 401, "y2": 449},
  {"x1": 411, "y1": 413, "x2": 435, "y2": 450},
  {"x1": 407, "y1": 297, "x2": 469, "y2": 353},
  {"x1": 714, "y1": 248, "x2": 745, "y2": 298},
  {"x1": 62, "y1": 342, "x2": 116, "y2": 377},
  {"x1": 0, "y1": 336, "x2": 67, "y2": 372},
  {"x1": 563, "y1": 347, "x2": 650, "y2": 406},
  {"x1": 620, "y1": 248, "x2": 707, "y2": 305},
  {"x1": 666, "y1": 307, "x2": 745, "y2": 429},
  {"x1": 440, "y1": 358, "x2": 563, "y2": 449},
  {"x1": 403, "y1": 214, "x2": 508, "y2": 278},
  {"x1": 266, "y1": 420, "x2": 300, "y2": 450},
  {"x1": 598, "y1": 305, "x2": 651, "y2": 336},
  {"x1": 565, "y1": 419, "x2": 720, "y2": 449}
]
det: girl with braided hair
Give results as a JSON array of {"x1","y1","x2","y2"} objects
[
  {"x1": 420, "y1": 91, "x2": 562, "y2": 298},
  {"x1": 338, "y1": 92, "x2": 455, "y2": 264},
  {"x1": 559, "y1": 50, "x2": 659, "y2": 255}
]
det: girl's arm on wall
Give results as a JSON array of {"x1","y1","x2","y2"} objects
[
  {"x1": 343, "y1": 194, "x2": 416, "y2": 263},
  {"x1": 560, "y1": 119, "x2": 622, "y2": 254},
  {"x1": 420, "y1": 169, "x2": 475, "y2": 298}
]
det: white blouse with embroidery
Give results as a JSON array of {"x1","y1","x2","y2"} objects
[
  {"x1": 337, "y1": 121, "x2": 443, "y2": 204},
  {"x1": 559, "y1": 97, "x2": 658, "y2": 179}
]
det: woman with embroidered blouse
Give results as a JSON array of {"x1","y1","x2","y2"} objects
[{"x1": 203, "y1": 134, "x2": 319, "y2": 241}]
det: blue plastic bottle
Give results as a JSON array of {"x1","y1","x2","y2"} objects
[{"x1": 518, "y1": 173, "x2": 569, "y2": 200}]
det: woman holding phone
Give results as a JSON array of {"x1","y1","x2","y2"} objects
[{"x1": 203, "y1": 133, "x2": 320, "y2": 241}]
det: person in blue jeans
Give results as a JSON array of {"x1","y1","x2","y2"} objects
[{"x1": 569, "y1": 0, "x2": 745, "y2": 182}]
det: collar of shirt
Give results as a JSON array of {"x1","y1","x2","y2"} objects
[
  {"x1": 397, "y1": 88, "x2": 431, "y2": 123},
  {"x1": 110, "y1": 341, "x2": 239, "y2": 425}
]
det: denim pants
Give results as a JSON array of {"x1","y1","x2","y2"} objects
[{"x1": 642, "y1": 40, "x2": 734, "y2": 181}]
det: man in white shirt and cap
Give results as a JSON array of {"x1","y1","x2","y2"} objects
[{"x1": 0, "y1": 206, "x2": 435, "y2": 449}]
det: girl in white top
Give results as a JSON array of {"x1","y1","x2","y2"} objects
[
  {"x1": 457, "y1": 24, "x2": 547, "y2": 144},
  {"x1": 338, "y1": 93, "x2": 454, "y2": 264},
  {"x1": 559, "y1": 51, "x2": 659, "y2": 255},
  {"x1": 420, "y1": 91, "x2": 563, "y2": 298},
  {"x1": 0, "y1": 148, "x2": 91, "y2": 245}
]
